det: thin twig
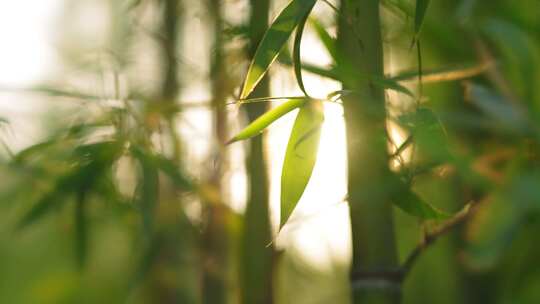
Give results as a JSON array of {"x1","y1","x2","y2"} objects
[{"x1": 401, "y1": 198, "x2": 487, "y2": 278}]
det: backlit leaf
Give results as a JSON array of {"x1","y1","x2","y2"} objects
[
  {"x1": 310, "y1": 18, "x2": 337, "y2": 61},
  {"x1": 240, "y1": 0, "x2": 317, "y2": 99},
  {"x1": 280, "y1": 101, "x2": 324, "y2": 228},
  {"x1": 228, "y1": 98, "x2": 307, "y2": 144}
]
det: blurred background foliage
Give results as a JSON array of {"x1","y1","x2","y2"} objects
[{"x1": 0, "y1": 0, "x2": 539, "y2": 303}]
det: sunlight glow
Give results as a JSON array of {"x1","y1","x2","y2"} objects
[
  {"x1": 267, "y1": 21, "x2": 351, "y2": 267},
  {"x1": 0, "y1": 0, "x2": 61, "y2": 87}
]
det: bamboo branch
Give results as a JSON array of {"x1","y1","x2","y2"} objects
[{"x1": 401, "y1": 198, "x2": 487, "y2": 279}]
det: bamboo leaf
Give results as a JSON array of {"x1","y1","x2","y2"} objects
[
  {"x1": 16, "y1": 184, "x2": 66, "y2": 230},
  {"x1": 398, "y1": 107, "x2": 451, "y2": 162},
  {"x1": 370, "y1": 75, "x2": 414, "y2": 97},
  {"x1": 334, "y1": 60, "x2": 414, "y2": 97},
  {"x1": 293, "y1": 10, "x2": 310, "y2": 96},
  {"x1": 228, "y1": 98, "x2": 307, "y2": 144},
  {"x1": 310, "y1": 18, "x2": 337, "y2": 61},
  {"x1": 280, "y1": 101, "x2": 324, "y2": 228},
  {"x1": 240, "y1": 0, "x2": 317, "y2": 99},
  {"x1": 131, "y1": 146, "x2": 160, "y2": 238},
  {"x1": 412, "y1": 0, "x2": 431, "y2": 44},
  {"x1": 17, "y1": 141, "x2": 122, "y2": 230},
  {"x1": 389, "y1": 174, "x2": 450, "y2": 219},
  {"x1": 278, "y1": 52, "x2": 339, "y2": 80}
]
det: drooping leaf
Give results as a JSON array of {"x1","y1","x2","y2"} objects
[
  {"x1": 240, "y1": 0, "x2": 317, "y2": 99},
  {"x1": 16, "y1": 182, "x2": 67, "y2": 230},
  {"x1": 293, "y1": 10, "x2": 310, "y2": 96},
  {"x1": 17, "y1": 141, "x2": 122, "y2": 230},
  {"x1": 228, "y1": 98, "x2": 307, "y2": 144},
  {"x1": 310, "y1": 18, "x2": 337, "y2": 61},
  {"x1": 12, "y1": 140, "x2": 59, "y2": 164},
  {"x1": 131, "y1": 146, "x2": 160, "y2": 238},
  {"x1": 280, "y1": 101, "x2": 324, "y2": 228},
  {"x1": 389, "y1": 174, "x2": 450, "y2": 219},
  {"x1": 369, "y1": 75, "x2": 414, "y2": 97},
  {"x1": 412, "y1": 0, "x2": 431, "y2": 45}
]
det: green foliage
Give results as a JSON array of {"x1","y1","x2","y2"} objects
[
  {"x1": 131, "y1": 146, "x2": 160, "y2": 238},
  {"x1": 389, "y1": 174, "x2": 451, "y2": 220},
  {"x1": 310, "y1": 17, "x2": 337, "y2": 61},
  {"x1": 280, "y1": 101, "x2": 324, "y2": 228},
  {"x1": 16, "y1": 141, "x2": 124, "y2": 230},
  {"x1": 229, "y1": 98, "x2": 307, "y2": 143},
  {"x1": 240, "y1": 0, "x2": 317, "y2": 98},
  {"x1": 3, "y1": 0, "x2": 540, "y2": 303},
  {"x1": 293, "y1": 11, "x2": 310, "y2": 96}
]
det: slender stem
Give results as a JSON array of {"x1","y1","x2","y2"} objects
[
  {"x1": 240, "y1": 1, "x2": 274, "y2": 303},
  {"x1": 401, "y1": 199, "x2": 484, "y2": 279},
  {"x1": 337, "y1": 1, "x2": 400, "y2": 303}
]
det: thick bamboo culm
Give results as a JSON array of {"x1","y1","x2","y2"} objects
[{"x1": 337, "y1": 0, "x2": 401, "y2": 303}]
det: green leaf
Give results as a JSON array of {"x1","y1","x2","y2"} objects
[
  {"x1": 278, "y1": 52, "x2": 339, "y2": 80},
  {"x1": 240, "y1": 0, "x2": 317, "y2": 99},
  {"x1": 370, "y1": 75, "x2": 414, "y2": 97},
  {"x1": 228, "y1": 98, "x2": 307, "y2": 144},
  {"x1": 131, "y1": 146, "x2": 160, "y2": 238},
  {"x1": 412, "y1": 0, "x2": 430, "y2": 44},
  {"x1": 17, "y1": 141, "x2": 122, "y2": 230},
  {"x1": 310, "y1": 18, "x2": 337, "y2": 61},
  {"x1": 334, "y1": 60, "x2": 414, "y2": 97},
  {"x1": 280, "y1": 101, "x2": 324, "y2": 228},
  {"x1": 12, "y1": 140, "x2": 58, "y2": 164},
  {"x1": 395, "y1": 191, "x2": 450, "y2": 220},
  {"x1": 293, "y1": 10, "x2": 310, "y2": 96},
  {"x1": 390, "y1": 177, "x2": 450, "y2": 219},
  {"x1": 16, "y1": 183, "x2": 67, "y2": 230},
  {"x1": 398, "y1": 107, "x2": 450, "y2": 162}
]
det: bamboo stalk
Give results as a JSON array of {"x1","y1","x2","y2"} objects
[
  {"x1": 202, "y1": 0, "x2": 229, "y2": 303},
  {"x1": 337, "y1": 1, "x2": 400, "y2": 303},
  {"x1": 146, "y1": 1, "x2": 196, "y2": 303},
  {"x1": 239, "y1": 0, "x2": 274, "y2": 303}
]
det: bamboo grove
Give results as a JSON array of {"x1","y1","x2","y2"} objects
[{"x1": 1, "y1": 0, "x2": 539, "y2": 303}]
